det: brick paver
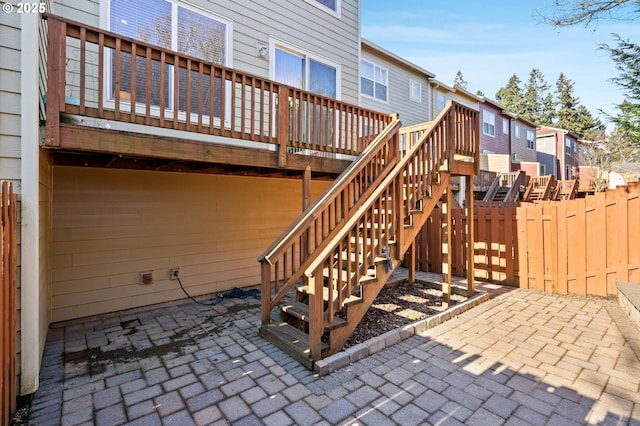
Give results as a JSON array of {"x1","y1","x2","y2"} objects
[{"x1": 28, "y1": 287, "x2": 640, "y2": 425}]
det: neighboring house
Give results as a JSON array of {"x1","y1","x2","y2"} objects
[
  {"x1": 360, "y1": 39, "x2": 435, "y2": 126},
  {"x1": 429, "y1": 79, "x2": 479, "y2": 118},
  {"x1": 509, "y1": 115, "x2": 539, "y2": 177},
  {"x1": 478, "y1": 98, "x2": 511, "y2": 174},
  {"x1": 536, "y1": 126, "x2": 580, "y2": 180}
]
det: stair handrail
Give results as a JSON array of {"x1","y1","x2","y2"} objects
[
  {"x1": 483, "y1": 175, "x2": 502, "y2": 202},
  {"x1": 302, "y1": 101, "x2": 477, "y2": 357},
  {"x1": 503, "y1": 170, "x2": 526, "y2": 202},
  {"x1": 259, "y1": 114, "x2": 402, "y2": 321}
]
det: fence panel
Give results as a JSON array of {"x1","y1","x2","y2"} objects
[
  {"x1": 1, "y1": 181, "x2": 17, "y2": 425},
  {"x1": 410, "y1": 183, "x2": 639, "y2": 295}
]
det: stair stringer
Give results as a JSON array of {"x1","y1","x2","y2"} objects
[{"x1": 326, "y1": 172, "x2": 451, "y2": 355}]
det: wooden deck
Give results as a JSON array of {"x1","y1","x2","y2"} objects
[{"x1": 43, "y1": 13, "x2": 392, "y2": 177}]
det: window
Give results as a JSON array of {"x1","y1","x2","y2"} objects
[
  {"x1": 273, "y1": 45, "x2": 338, "y2": 98},
  {"x1": 361, "y1": 60, "x2": 388, "y2": 102},
  {"x1": 436, "y1": 93, "x2": 446, "y2": 113},
  {"x1": 109, "y1": 0, "x2": 231, "y2": 118},
  {"x1": 565, "y1": 136, "x2": 572, "y2": 154},
  {"x1": 527, "y1": 130, "x2": 535, "y2": 149},
  {"x1": 313, "y1": 0, "x2": 338, "y2": 12},
  {"x1": 540, "y1": 164, "x2": 546, "y2": 175},
  {"x1": 502, "y1": 120, "x2": 508, "y2": 134},
  {"x1": 565, "y1": 165, "x2": 571, "y2": 179},
  {"x1": 515, "y1": 125, "x2": 521, "y2": 138},
  {"x1": 409, "y1": 80, "x2": 422, "y2": 103},
  {"x1": 482, "y1": 110, "x2": 495, "y2": 136}
]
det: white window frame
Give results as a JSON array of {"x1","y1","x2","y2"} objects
[
  {"x1": 360, "y1": 59, "x2": 388, "y2": 104},
  {"x1": 436, "y1": 93, "x2": 446, "y2": 113},
  {"x1": 482, "y1": 110, "x2": 495, "y2": 137},
  {"x1": 409, "y1": 79, "x2": 422, "y2": 103},
  {"x1": 526, "y1": 130, "x2": 535, "y2": 150},
  {"x1": 502, "y1": 120, "x2": 508, "y2": 134},
  {"x1": 515, "y1": 125, "x2": 521, "y2": 138},
  {"x1": 269, "y1": 39, "x2": 341, "y2": 99},
  {"x1": 305, "y1": 0, "x2": 341, "y2": 17},
  {"x1": 540, "y1": 164, "x2": 546, "y2": 175},
  {"x1": 102, "y1": 0, "x2": 233, "y2": 125}
]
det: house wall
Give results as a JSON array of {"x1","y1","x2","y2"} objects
[
  {"x1": 479, "y1": 103, "x2": 510, "y2": 156},
  {"x1": 51, "y1": 168, "x2": 330, "y2": 322},
  {"x1": 56, "y1": 0, "x2": 361, "y2": 104},
  {"x1": 510, "y1": 121, "x2": 537, "y2": 163},
  {"x1": 359, "y1": 46, "x2": 431, "y2": 126},
  {"x1": 479, "y1": 154, "x2": 510, "y2": 174},
  {"x1": 513, "y1": 161, "x2": 540, "y2": 178}
]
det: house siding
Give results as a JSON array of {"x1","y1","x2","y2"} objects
[
  {"x1": 0, "y1": 11, "x2": 22, "y2": 189},
  {"x1": 359, "y1": 47, "x2": 431, "y2": 126},
  {"x1": 511, "y1": 121, "x2": 537, "y2": 163},
  {"x1": 479, "y1": 103, "x2": 509, "y2": 156},
  {"x1": 51, "y1": 168, "x2": 330, "y2": 322}
]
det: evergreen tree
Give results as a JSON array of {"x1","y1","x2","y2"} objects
[
  {"x1": 600, "y1": 35, "x2": 640, "y2": 147},
  {"x1": 523, "y1": 69, "x2": 555, "y2": 125},
  {"x1": 495, "y1": 74, "x2": 526, "y2": 115},
  {"x1": 453, "y1": 70, "x2": 468, "y2": 90},
  {"x1": 554, "y1": 73, "x2": 604, "y2": 137}
]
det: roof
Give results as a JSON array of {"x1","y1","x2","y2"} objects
[
  {"x1": 537, "y1": 125, "x2": 580, "y2": 140},
  {"x1": 361, "y1": 39, "x2": 436, "y2": 78}
]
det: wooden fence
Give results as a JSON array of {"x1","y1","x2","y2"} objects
[
  {"x1": 410, "y1": 182, "x2": 640, "y2": 296},
  {"x1": 1, "y1": 181, "x2": 17, "y2": 425}
]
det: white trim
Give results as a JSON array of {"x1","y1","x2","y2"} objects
[
  {"x1": 360, "y1": 58, "x2": 388, "y2": 104},
  {"x1": 20, "y1": 12, "x2": 43, "y2": 394},
  {"x1": 269, "y1": 37, "x2": 342, "y2": 100},
  {"x1": 304, "y1": 0, "x2": 341, "y2": 18},
  {"x1": 409, "y1": 79, "x2": 422, "y2": 104}
]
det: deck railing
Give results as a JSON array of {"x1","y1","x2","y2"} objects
[
  {"x1": 303, "y1": 101, "x2": 478, "y2": 357},
  {"x1": 43, "y1": 13, "x2": 392, "y2": 163}
]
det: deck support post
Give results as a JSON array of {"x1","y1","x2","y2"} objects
[
  {"x1": 302, "y1": 165, "x2": 311, "y2": 211},
  {"x1": 465, "y1": 175, "x2": 475, "y2": 297},
  {"x1": 408, "y1": 241, "x2": 416, "y2": 284},
  {"x1": 442, "y1": 188, "x2": 452, "y2": 307},
  {"x1": 308, "y1": 273, "x2": 323, "y2": 361},
  {"x1": 260, "y1": 262, "x2": 271, "y2": 324}
]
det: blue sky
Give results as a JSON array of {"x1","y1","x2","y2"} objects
[{"x1": 361, "y1": 0, "x2": 640, "y2": 127}]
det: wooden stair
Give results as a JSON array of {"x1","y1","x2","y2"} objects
[
  {"x1": 523, "y1": 174, "x2": 556, "y2": 202},
  {"x1": 258, "y1": 101, "x2": 478, "y2": 369},
  {"x1": 483, "y1": 170, "x2": 526, "y2": 202},
  {"x1": 552, "y1": 179, "x2": 578, "y2": 200}
]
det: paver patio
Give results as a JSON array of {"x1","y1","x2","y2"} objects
[{"x1": 27, "y1": 285, "x2": 640, "y2": 425}]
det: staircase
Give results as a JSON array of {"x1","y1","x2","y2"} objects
[
  {"x1": 552, "y1": 179, "x2": 578, "y2": 200},
  {"x1": 258, "y1": 101, "x2": 479, "y2": 369},
  {"x1": 483, "y1": 170, "x2": 527, "y2": 202},
  {"x1": 523, "y1": 174, "x2": 556, "y2": 202}
]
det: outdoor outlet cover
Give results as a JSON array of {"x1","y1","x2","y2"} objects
[{"x1": 140, "y1": 271, "x2": 154, "y2": 285}]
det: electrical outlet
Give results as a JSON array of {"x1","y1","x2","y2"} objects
[
  {"x1": 140, "y1": 271, "x2": 154, "y2": 285},
  {"x1": 170, "y1": 268, "x2": 180, "y2": 280}
]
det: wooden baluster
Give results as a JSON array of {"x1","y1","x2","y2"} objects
[
  {"x1": 79, "y1": 27, "x2": 86, "y2": 115},
  {"x1": 173, "y1": 54, "x2": 179, "y2": 129},
  {"x1": 114, "y1": 38, "x2": 121, "y2": 120},
  {"x1": 130, "y1": 42, "x2": 136, "y2": 122},
  {"x1": 159, "y1": 51, "x2": 165, "y2": 127},
  {"x1": 98, "y1": 33, "x2": 104, "y2": 118},
  {"x1": 186, "y1": 58, "x2": 192, "y2": 129},
  {"x1": 208, "y1": 65, "x2": 215, "y2": 134},
  {"x1": 198, "y1": 62, "x2": 204, "y2": 132},
  {"x1": 276, "y1": 84, "x2": 288, "y2": 167}
]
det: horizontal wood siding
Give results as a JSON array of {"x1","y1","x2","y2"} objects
[
  {"x1": 511, "y1": 122, "x2": 536, "y2": 163},
  {"x1": 51, "y1": 167, "x2": 330, "y2": 322},
  {"x1": 0, "y1": 12, "x2": 22, "y2": 190},
  {"x1": 479, "y1": 104, "x2": 509, "y2": 155},
  {"x1": 359, "y1": 48, "x2": 431, "y2": 126}
]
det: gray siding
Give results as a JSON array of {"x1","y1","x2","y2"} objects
[
  {"x1": 0, "y1": 10, "x2": 22, "y2": 189},
  {"x1": 511, "y1": 121, "x2": 537, "y2": 163},
  {"x1": 359, "y1": 48, "x2": 431, "y2": 127}
]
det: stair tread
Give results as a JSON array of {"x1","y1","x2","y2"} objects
[
  {"x1": 322, "y1": 267, "x2": 377, "y2": 284},
  {"x1": 281, "y1": 301, "x2": 347, "y2": 330},
  {"x1": 297, "y1": 285, "x2": 363, "y2": 307},
  {"x1": 259, "y1": 322, "x2": 328, "y2": 368}
]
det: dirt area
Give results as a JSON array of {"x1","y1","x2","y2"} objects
[{"x1": 340, "y1": 280, "x2": 465, "y2": 348}]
